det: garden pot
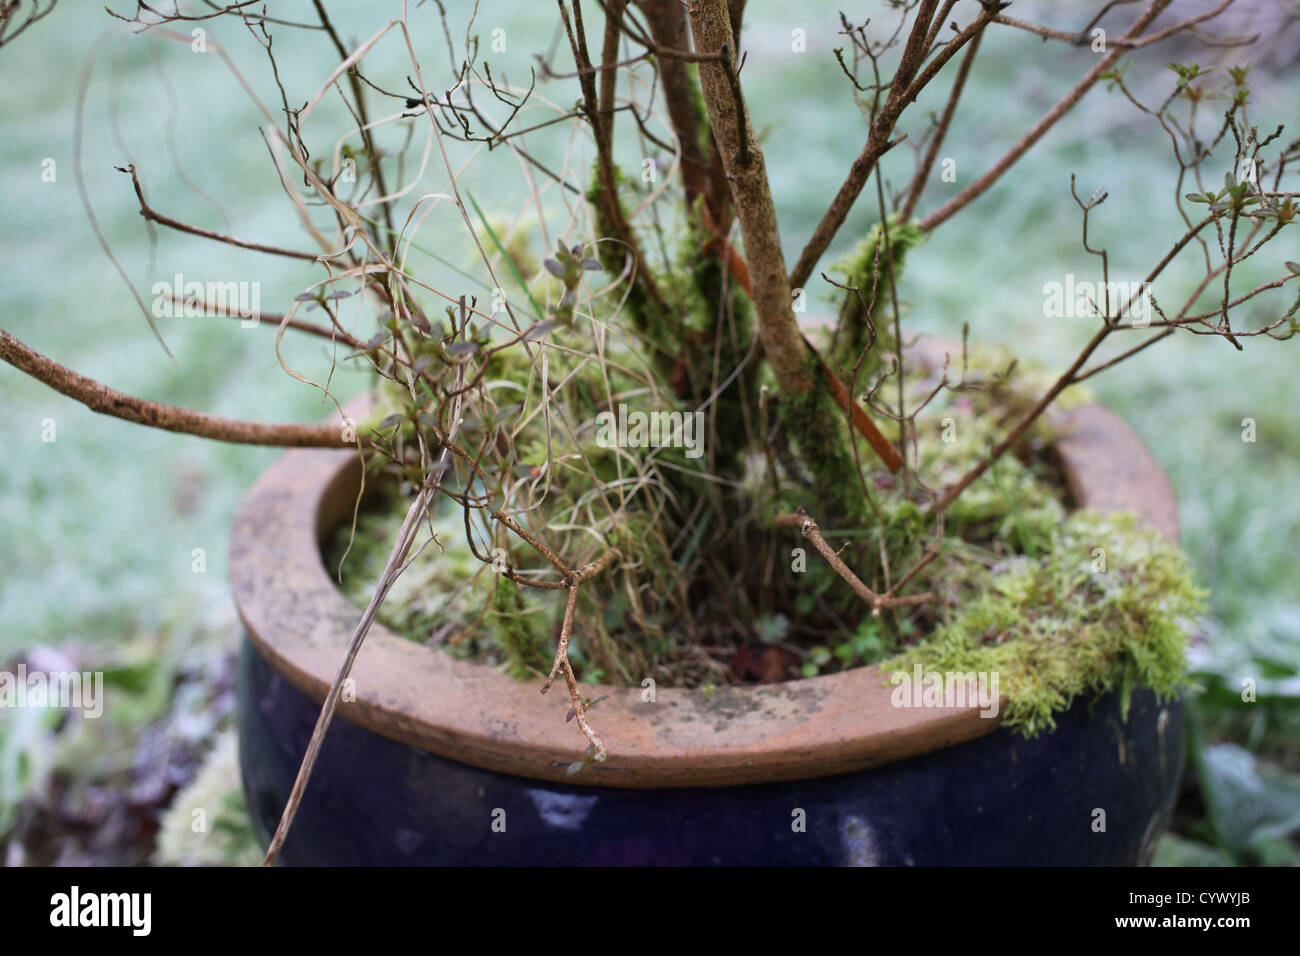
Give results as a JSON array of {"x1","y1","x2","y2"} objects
[{"x1": 232, "y1": 399, "x2": 1186, "y2": 865}]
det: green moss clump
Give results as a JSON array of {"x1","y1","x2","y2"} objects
[
  {"x1": 336, "y1": 329, "x2": 1201, "y2": 745},
  {"x1": 687, "y1": 72, "x2": 712, "y2": 159},
  {"x1": 585, "y1": 162, "x2": 682, "y2": 385},
  {"x1": 153, "y1": 731, "x2": 261, "y2": 866},
  {"x1": 828, "y1": 217, "x2": 925, "y2": 378},
  {"x1": 490, "y1": 576, "x2": 551, "y2": 680},
  {"x1": 776, "y1": 352, "x2": 869, "y2": 524},
  {"x1": 324, "y1": 488, "x2": 477, "y2": 643},
  {"x1": 676, "y1": 200, "x2": 759, "y2": 478},
  {"x1": 882, "y1": 509, "x2": 1204, "y2": 736}
]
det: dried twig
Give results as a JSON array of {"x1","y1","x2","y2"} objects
[
  {"x1": 0, "y1": 329, "x2": 351, "y2": 447},
  {"x1": 775, "y1": 508, "x2": 933, "y2": 614},
  {"x1": 261, "y1": 477, "x2": 439, "y2": 865}
]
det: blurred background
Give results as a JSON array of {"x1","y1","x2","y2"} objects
[{"x1": 0, "y1": 0, "x2": 1297, "y2": 865}]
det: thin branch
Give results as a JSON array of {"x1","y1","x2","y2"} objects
[
  {"x1": 993, "y1": 0, "x2": 1250, "y2": 51},
  {"x1": 0, "y1": 329, "x2": 350, "y2": 447},
  {"x1": 775, "y1": 509, "x2": 933, "y2": 613},
  {"x1": 918, "y1": 0, "x2": 1173, "y2": 232},
  {"x1": 932, "y1": 323, "x2": 1111, "y2": 512},
  {"x1": 119, "y1": 163, "x2": 322, "y2": 261},
  {"x1": 689, "y1": 0, "x2": 811, "y2": 395},
  {"x1": 262, "y1": 478, "x2": 436, "y2": 865},
  {"x1": 155, "y1": 291, "x2": 368, "y2": 349},
  {"x1": 1072, "y1": 327, "x2": 1174, "y2": 382},
  {"x1": 899, "y1": 25, "x2": 982, "y2": 222},
  {"x1": 788, "y1": 0, "x2": 941, "y2": 290}
]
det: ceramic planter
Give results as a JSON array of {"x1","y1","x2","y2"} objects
[{"x1": 233, "y1": 401, "x2": 1185, "y2": 865}]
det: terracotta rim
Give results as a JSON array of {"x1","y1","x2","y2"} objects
[{"x1": 231, "y1": 383, "x2": 1178, "y2": 789}]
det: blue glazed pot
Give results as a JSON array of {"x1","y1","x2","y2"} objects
[
  {"x1": 238, "y1": 635, "x2": 1184, "y2": 865},
  {"x1": 231, "y1": 400, "x2": 1187, "y2": 866}
]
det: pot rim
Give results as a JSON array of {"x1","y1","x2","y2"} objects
[{"x1": 230, "y1": 374, "x2": 1178, "y2": 789}]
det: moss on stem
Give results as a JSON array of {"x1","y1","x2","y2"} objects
[{"x1": 776, "y1": 351, "x2": 868, "y2": 524}]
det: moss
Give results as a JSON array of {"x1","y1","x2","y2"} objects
[
  {"x1": 882, "y1": 509, "x2": 1203, "y2": 736},
  {"x1": 776, "y1": 352, "x2": 869, "y2": 525},
  {"x1": 490, "y1": 576, "x2": 551, "y2": 680},
  {"x1": 907, "y1": 342, "x2": 1093, "y2": 552},
  {"x1": 676, "y1": 200, "x2": 759, "y2": 478},
  {"x1": 337, "y1": 327, "x2": 1201, "y2": 744},
  {"x1": 828, "y1": 217, "x2": 926, "y2": 378},
  {"x1": 328, "y1": 180, "x2": 1200, "y2": 743},
  {"x1": 324, "y1": 487, "x2": 478, "y2": 643},
  {"x1": 687, "y1": 73, "x2": 713, "y2": 159},
  {"x1": 586, "y1": 162, "x2": 682, "y2": 385},
  {"x1": 153, "y1": 730, "x2": 261, "y2": 866}
]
